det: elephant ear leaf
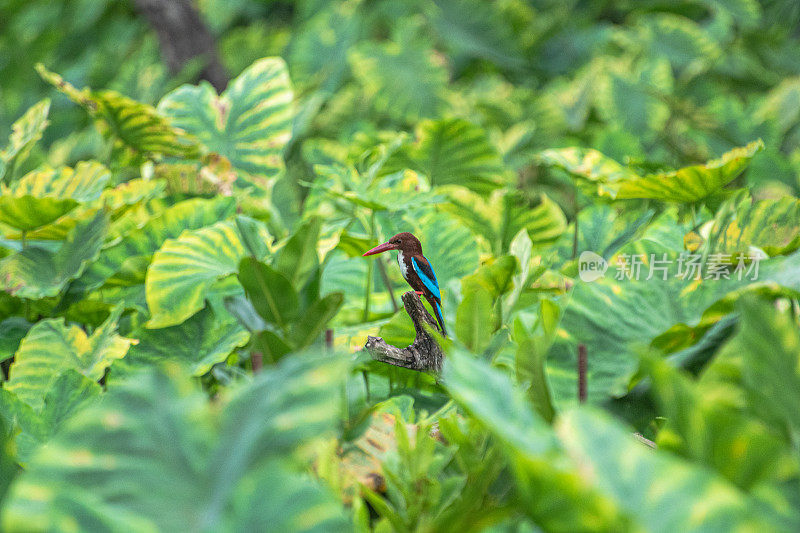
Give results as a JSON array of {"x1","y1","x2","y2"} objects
[
  {"x1": 0, "y1": 210, "x2": 108, "y2": 299},
  {"x1": 36, "y1": 64, "x2": 199, "y2": 158},
  {"x1": 1, "y1": 354, "x2": 351, "y2": 532},
  {"x1": 4, "y1": 307, "x2": 133, "y2": 411},
  {"x1": 385, "y1": 118, "x2": 507, "y2": 194},
  {"x1": 0, "y1": 99, "x2": 50, "y2": 181},
  {"x1": 159, "y1": 58, "x2": 294, "y2": 194},
  {"x1": 611, "y1": 140, "x2": 764, "y2": 202},
  {"x1": 145, "y1": 217, "x2": 271, "y2": 328},
  {"x1": 0, "y1": 161, "x2": 110, "y2": 232},
  {"x1": 121, "y1": 307, "x2": 250, "y2": 377}
]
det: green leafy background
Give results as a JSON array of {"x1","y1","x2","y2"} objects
[{"x1": 2, "y1": 0, "x2": 800, "y2": 530}]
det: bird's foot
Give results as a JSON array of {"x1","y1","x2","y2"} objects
[{"x1": 415, "y1": 291, "x2": 424, "y2": 295}]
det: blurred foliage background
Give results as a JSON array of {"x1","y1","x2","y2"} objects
[{"x1": 2, "y1": 0, "x2": 800, "y2": 531}]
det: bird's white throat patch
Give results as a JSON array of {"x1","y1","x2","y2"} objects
[{"x1": 397, "y1": 250, "x2": 409, "y2": 280}]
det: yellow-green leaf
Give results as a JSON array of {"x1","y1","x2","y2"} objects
[
  {"x1": 0, "y1": 99, "x2": 50, "y2": 180},
  {"x1": 0, "y1": 211, "x2": 108, "y2": 298},
  {"x1": 5, "y1": 308, "x2": 133, "y2": 410},
  {"x1": 145, "y1": 218, "x2": 271, "y2": 328},
  {"x1": 0, "y1": 161, "x2": 110, "y2": 231},
  {"x1": 158, "y1": 58, "x2": 294, "y2": 193},
  {"x1": 385, "y1": 118, "x2": 507, "y2": 194},
  {"x1": 612, "y1": 140, "x2": 764, "y2": 202},
  {"x1": 36, "y1": 64, "x2": 200, "y2": 158}
]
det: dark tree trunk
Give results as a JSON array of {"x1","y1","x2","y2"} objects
[{"x1": 133, "y1": 0, "x2": 228, "y2": 92}]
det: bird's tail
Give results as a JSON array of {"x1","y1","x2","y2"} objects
[{"x1": 431, "y1": 299, "x2": 447, "y2": 337}]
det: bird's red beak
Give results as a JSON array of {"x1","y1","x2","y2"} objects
[{"x1": 363, "y1": 241, "x2": 397, "y2": 256}]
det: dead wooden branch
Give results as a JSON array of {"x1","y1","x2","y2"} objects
[{"x1": 364, "y1": 292, "x2": 443, "y2": 372}]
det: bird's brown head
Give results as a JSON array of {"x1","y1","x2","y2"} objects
[{"x1": 362, "y1": 232, "x2": 423, "y2": 256}]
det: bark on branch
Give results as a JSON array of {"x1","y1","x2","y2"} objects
[
  {"x1": 133, "y1": 0, "x2": 228, "y2": 92},
  {"x1": 364, "y1": 292, "x2": 444, "y2": 372}
]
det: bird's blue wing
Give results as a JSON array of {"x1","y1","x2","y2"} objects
[{"x1": 411, "y1": 256, "x2": 440, "y2": 300}]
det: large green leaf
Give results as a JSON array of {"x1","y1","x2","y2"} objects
[
  {"x1": 551, "y1": 204, "x2": 655, "y2": 266},
  {"x1": 0, "y1": 99, "x2": 49, "y2": 180},
  {"x1": 288, "y1": 0, "x2": 361, "y2": 91},
  {"x1": 349, "y1": 26, "x2": 447, "y2": 123},
  {"x1": 705, "y1": 195, "x2": 800, "y2": 257},
  {"x1": 538, "y1": 147, "x2": 639, "y2": 184},
  {"x1": 159, "y1": 57, "x2": 293, "y2": 192},
  {"x1": 99, "y1": 178, "x2": 166, "y2": 212},
  {"x1": 274, "y1": 217, "x2": 322, "y2": 287},
  {"x1": 0, "y1": 417, "x2": 17, "y2": 506},
  {"x1": 0, "y1": 419, "x2": 16, "y2": 504},
  {"x1": 238, "y1": 257, "x2": 299, "y2": 330},
  {"x1": 460, "y1": 255, "x2": 517, "y2": 300},
  {"x1": 0, "y1": 196, "x2": 78, "y2": 234},
  {"x1": 596, "y1": 60, "x2": 673, "y2": 138},
  {"x1": 445, "y1": 352, "x2": 791, "y2": 531},
  {"x1": 442, "y1": 187, "x2": 566, "y2": 254},
  {"x1": 78, "y1": 197, "x2": 236, "y2": 291},
  {"x1": 443, "y1": 351, "x2": 628, "y2": 531},
  {"x1": 0, "y1": 370, "x2": 101, "y2": 463},
  {"x1": 455, "y1": 287, "x2": 494, "y2": 352},
  {"x1": 0, "y1": 210, "x2": 108, "y2": 299},
  {"x1": 4, "y1": 308, "x2": 133, "y2": 410},
  {"x1": 13, "y1": 177, "x2": 166, "y2": 242},
  {"x1": 0, "y1": 161, "x2": 109, "y2": 232},
  {"x1": 708, "y1": 297, "x2": 800, "y2": 435},
  {"x1": 1, "y1": 352, "x2": 350, "y2": 531},
  {"x1": 558, "y1": 409, "x2": 781, "y2": 531},
  {"x1": 6, "y1": 161, "x2": 109, "y2": 201},
  {"x1": 612, "y1": 140, "x2": 764, "y2": 202},
  {"x1": 0, "y1": 317, "x2": 30, "y2": 363},
  {"x1": 643, "y1": 354, "x2": 796, "y2": 490},
  {"x1": 455, "y1": 255, "x2": 517, "y2": 350},
  {"x1": 291, "y1": 293, "x2": 344, "y2": 349},
  {"x1": 641, "y1": 14, "x2": 721, "y2": 70},
  {"x1": 547, "y1": 249, "x2": 800, "y2": 404},
  {"x1": 120, "y1": 307, "x2": 250, "y2": 377},
  {"x1": 427, "y1": 0, "x2": 525, "y2": 70},
  {"x1": 756, "y1": 76, "x2": 800, "y2": 135},
  {"x1": 540, "y1": 141, "x2": 765, "y2": 202},
  {"x1": 145, "y1": 217, "x2": 271, "y2": 328},
  {"x1": 37, "y1": 64, "x2": 199, "y2": 158},
  {"x1": 385, "y1": 118, "x2": 506, "y2": 194}
]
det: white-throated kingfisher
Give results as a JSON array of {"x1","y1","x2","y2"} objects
[{"x1": 363, "y1": 232, "x2": 447, "y2": 337}]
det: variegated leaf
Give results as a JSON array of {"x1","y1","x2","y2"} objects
[
  {"x1": 612, "y1": 140, "x2": 764, "y2": 202},
  {"x1": 36, "y1": 63, "x2": 200, "y2": 158},
  {"x1": 2, "y1": 353, "x2": 350, "y2": 532},
  {"x1": 0, "y1": 161, "x2": 110, "y2": 231},
  {"x1": 0, "y1": 99, "x2": 50, "y2": 180},
  {"x1": 158, "y1": 58, "x2": 294, "y2": 193},
  {"x1": 0, "y1": 211, "x2": 108, "y2": 298},
  {"x1": 145, "y1": 216, "x2": 271, "y2": 328},
  {"x1": 4, "y1": 307, "x2": 133, "y2": 410}
]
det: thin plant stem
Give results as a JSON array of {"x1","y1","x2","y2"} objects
[
  {"x1": 377, "y1": 258, "x2": 399, "y2": 312},
  {"x1": 21, "y1": 230, "x2": 29, "y2": 320},
  {"x1": 578, "y1": 343, "x2": 588, "y2": 403},
  {"x1": 363, "y1": 211, "x2": 376, "y2": 322},
  {"x1": 572, "y1": 209, "x2": 580, "y2": 260},
  {"x1": 572, "y1": 182, "x2": 580, "y2": 260},
  {"x1": 363, "y1": 370, "x2": 371, "y2": 403}
]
